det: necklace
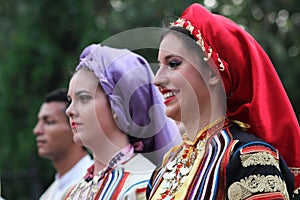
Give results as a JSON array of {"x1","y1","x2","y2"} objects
[
  {"x1": 153, "y1": 118, "x2": 227, "y2": 200},
  {"x1": 157, "y1": 139, "x2": 206, "y2": 200},
  {"x1": 65, "y1": 165, "x2": 110, "y2": 200},
  {"x1": 65, "y1": 144, "x2": 135, "y2": 200}
]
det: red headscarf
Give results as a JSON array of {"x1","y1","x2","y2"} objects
[{"x1": 171, "y1": 3, "x2": 300, "y2": 190}]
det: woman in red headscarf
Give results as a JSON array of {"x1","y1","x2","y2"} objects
[{"x1": 147, "y1": 3, "x2": 300, "y2": 200}]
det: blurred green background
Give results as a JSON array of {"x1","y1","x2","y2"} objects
[{"x1": 0, "y1": 0, "x2": 299, "y2": 199}]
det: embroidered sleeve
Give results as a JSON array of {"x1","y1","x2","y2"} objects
[
  {"x1": 226, "y1": 143, "x2": 292, "y2": 200},
  {"x1": 239, "y1": 145, "x2": 280, "y2": 170},
  {"x1": 227, "y1": 174, "x2": 289, "y2": 199}
]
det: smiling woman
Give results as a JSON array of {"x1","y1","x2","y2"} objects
[
  {"x1": 146, "y1": 3, "x2": 300, "y2": 200},
  {"x1": 64, "y1": 44, "x2": 181, "y2": 199}
]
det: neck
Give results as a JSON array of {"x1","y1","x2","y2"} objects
[
  {"x1": 53, "y1": 147, "x2": 87, "y2": 177},
  {"x1": 91, "y1": 129, "x2": 131, "y2": 175},
  {"x1": 93, "y1": 159, "x2": 107, "y2": 175},
  {"x1": 183, "y1": 109, "x2": 225, "y2": 141},
  {"x1": 183, "y1": 86, "x2": 226, "y2": 141}
]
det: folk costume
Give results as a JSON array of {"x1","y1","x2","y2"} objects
[
  {"x1": 65, "y1": 145, "x2": 155, "y2": 200},
  {"x1": 65, "y1": 45, "x2": 181, "y2": 200},
  {"x1": 147, "y1": 3, "x2": 300, "y2": 200}
]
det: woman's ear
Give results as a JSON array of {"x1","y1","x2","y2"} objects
[{"x1": 208, "y1": 69, "x2": 221, "y2": 86}]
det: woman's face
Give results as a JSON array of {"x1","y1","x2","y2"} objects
[
  {"x1": 155, "y1": 33, "x2": 212, "y2": 124},
  {"x1": 66, "y1": 69, "x2": 115, "y2": 148}
]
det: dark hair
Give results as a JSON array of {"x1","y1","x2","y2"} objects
[
  {"x1": 161, "y1": 26, "x2": 208, "y2": 69},
  {"x1": 44, "y1": 88, "x2": 70, "y2": 120},
  {"x1": 44, "y1": 88, "x2": 89, "y2": 152},
  {"x1": 44, "y1": 88, "x2": 69, "y2": 104},
  {"x1": 161, "y1": 26, "x2": 196, "y2": 42}
]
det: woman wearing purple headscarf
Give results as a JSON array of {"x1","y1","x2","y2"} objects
[{"x1": 64, "y1": 44, "x2": 181, "y2": 199}]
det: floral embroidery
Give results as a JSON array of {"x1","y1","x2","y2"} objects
[
  {"x1": 240, "y1": 152, "x2": 280, "y2": 170},
  {"x1": 228, "y1": 174, "x2": 289, "y2": 200},
  {"x1": 65, "y1": 167, "x2": 108, "y2": 200},
  {"x1": 65, "y1": 145, "x2": 135, "y2": 200}
]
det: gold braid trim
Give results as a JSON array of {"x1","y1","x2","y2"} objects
[
  {"x1": 240, "y1": 152, "x2": 280, "y2": 170},
  {"x1": 231, "y1": 120, "x2": 250, "y2": 131},
  {"x1": 228, "y1": 174, "x2": 289, "y2": 200},
  {"x1": 161, "y1": 145, "x2": 181, "y2": 166}
]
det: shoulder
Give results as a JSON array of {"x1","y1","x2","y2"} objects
[
  {"x1": 124, "y1": 153, "x2": 156, "y2": 173},
  {"x1": 39, "y1": 180, "x2": 57, "y2": 200},
  {"x1": 228, "y1": 125, "x2": 281, "y2": 171},
  {"x1": 72, "y1": 154, "x2": 93, "y2": 173},
  {"x1": 228, "y1": 124, "x2": 289, "y2": 170},
  {"x1": 226, "y1": 124, "x2": 294, "y2": 199},
  {"x1": 116, "y1": 154, "x2": 155, "y2": 199},
  {"x1": 122, "y1": 154, "x2": 156, "y2": 186}
]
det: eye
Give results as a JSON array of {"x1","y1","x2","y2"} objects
[
  {"x1": 79, "y1": 95, "x2": 92, "y2": 103},
  {"x1": 168, "y1": 59, "x2": 182, "y2": 68},
  {"x1": 45, "y1": 119, "x2": 56, "y2": 125}
]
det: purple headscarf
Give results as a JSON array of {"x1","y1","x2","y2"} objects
[{"x1": 76, "y1": 44, "x2": 181, "y2": 165}]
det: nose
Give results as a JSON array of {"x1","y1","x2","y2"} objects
[
  {"x1": 66, "y1": 101, "x2": 76, "y2": 119},
  {"x1": 33, "y1": 121, "x2": 43, "y2": 135},
  {"x1": 153, "y1": 66, "x2": 167, "y2": 88}
]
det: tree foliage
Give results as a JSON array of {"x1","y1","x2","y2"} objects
[{"x1": 0, "y1": 0, "x2": 299, "y2": 199}]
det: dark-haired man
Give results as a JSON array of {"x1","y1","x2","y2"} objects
[{"x1": 33, "y1": 88, "x2": 93, "y2": 200}]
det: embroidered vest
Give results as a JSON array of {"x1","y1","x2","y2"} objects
[{"x1": 149, "y1": 121, "x2": 232, "y2": 200}]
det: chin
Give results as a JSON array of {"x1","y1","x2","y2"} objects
[
  {"x1": 165, "y1": 100, "x2": 182, "y2": 121},
  {"x1": 166, "y1": 108, "x2": 181, "y2": 122},
  {"x1": 38, "y1": 152, "x2": 45, "y2": 158},
  {"x1": 73, "y1": 134, "x2": 84, "y2": 146},
  {"x1": 38, "y1": 151, "x2": 52, "y2": 159}
]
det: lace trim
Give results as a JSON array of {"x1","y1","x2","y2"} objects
[
  {"x1": 289, "y1": 167, "x2": 300, "y2": 176},
  {"x1": 240, "y1": 152, "x2": 280, "y2": 170},
  {"x1": 294, "y1": 187, "x2": 300, "y2": 195},
  {"x1": 228, "y1": 174, "x2": 289, "y2": 200},
  {"x1": 171, "y1": 18, "x2": 225, "y2": 71}
]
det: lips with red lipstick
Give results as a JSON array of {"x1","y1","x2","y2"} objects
[
  {"x1": 71, "y1": 121, "x2": 81, "y2": 131},
  {"x1": 160, "y1": 89, "x2": 176, "y2": 104}
]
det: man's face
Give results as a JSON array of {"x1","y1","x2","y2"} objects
[{"x1": 33, "y1": 102, "x2": 74, "y2": 160}]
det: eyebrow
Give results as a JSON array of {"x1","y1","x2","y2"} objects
[
  {"x1": 159, "y1": 54, "x2": 180, "y2": 62},
  {"x1": 75, "y1": 90, "x2": 89, "y2": 96},
  {"x1": 68, "y1": 90, "x2": 90, "y2": 99},
  {"x1": 41, "y1": 115, "x2": 51, "y2": 121}
]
